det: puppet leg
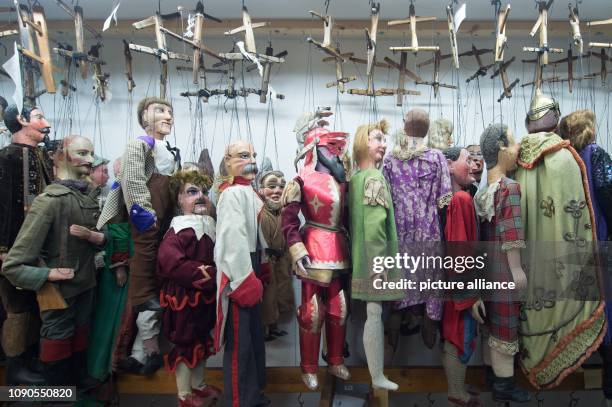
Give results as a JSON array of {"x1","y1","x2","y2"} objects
[
  {"x1": 364, "y1": 301, "x2": 397, "y2": 390},
  {"x1": 489, "y1": 341, "x2": 530, "y2": 403},
  {"x1": 297, "y1": 281, "x2": 325, "y2": 389},
  {"x1": 325, "y1": 278, "x2": 350, "y2": 380},
  {"x1": 442, "y1": 341, "x2": 474, "y2": 405}
]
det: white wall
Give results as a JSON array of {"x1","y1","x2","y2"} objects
[{"x1": 1, "y1": 33, "x2": 611, "y2": 181}]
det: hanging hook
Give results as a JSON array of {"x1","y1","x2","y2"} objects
[{"x1": 568, "y1": 391, "x2": 579, "y2": 407}]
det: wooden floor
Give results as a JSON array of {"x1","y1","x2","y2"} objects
[{"x1": 114, "y1": 366, "x2": 601, "y2": 394}]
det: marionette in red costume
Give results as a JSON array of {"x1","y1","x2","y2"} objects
[
  {"x1": 440, "y1": 147, "x2": 482, "y2": 407},
  {"x1": 158, "y1": 169, "x2": 220, "y2": 407},
  {"x1": 214, "y1": 140, "x2": 269, "y2": 407},
  {"x1": 281, "y1": 110, "x2": 350, "y2": 390}
]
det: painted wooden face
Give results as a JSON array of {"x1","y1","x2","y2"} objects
[
  {"x1": 143, "y1": 103, "x2": 173, "y2": 138},
  {"x1": 260, "y1": 173, "x2": 286, "y2": 204},
  {"x1": 367, "y1": 128, "x2": 387, "y2": 165},
  {"x1": 178, "y1": 182, "x2": 209, "y2": 215},
  {"x1": 224, "y1": 140, "x2": 258, "y2": 180},
  {"x1": 56, "y1": 136, "x2": 95, "y2": 181}
]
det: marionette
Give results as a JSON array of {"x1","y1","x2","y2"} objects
[
  {"x1": 214, "y1": 140, "x2": 269, "y2": 407},
  {"x1": 427, "y1": 117, "x2": 454, "y2": 150},
  {"x1": 349, "y1": 119, "x2": 403, "y2": 390},
  {"x1": 158, "y1": 169, "x2": 220, "y2": 407},
  {"x1": 516, "y1": 91, "x2": 606, "y2": 389},
  {"x1": 258, "y1": 169, "x2": 294, "y2": 340},
  {"x1": 97, "y1": 97, "x2": 181, "y2": 374},
  {"x1": 2, "y1": 135, "x2": 104, "y2": 388},
  {"x1": 559, "y1": 110, "x2": 612, "y2": 405},
  {"x1": 90, "y1": 154, "x2": 110, "y2": 206},
  {"x1": 0, "y1": 104, "x2": 52, "y2": 385},
  {"x1": 382, "y1": 108, "x2": 452, "y2": 352},
  {"x1": 439, "y1": 146, "x2": 482, "y2": 407},
  {"x1": 473, "y1": 125, "x2": 530, "y2": 403},
  {"x1": 466, "y1": 144, "x2": 484, "y2": 196},
  {"x1": 87, "y1": 157, "x2": 131, "y2": 383},
  {"x1": 281, "y1": 109, "x2": 351, "y2": 390}
]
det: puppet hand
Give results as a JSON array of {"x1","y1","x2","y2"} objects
[
  {"x1": 0, "y1": 252, "x2": 6, "y2": 262},
  {"x1": 198, "y1": 265, "x2": 212, "y2": 282},
  {"x1": 470, "y1": 300, "x2": 486, "y2": 324},
  {"x1": 70, "y1": 225, "x2": 92, "y2": 241},
  {"x1": 115, "y1": 266, "x2": 128, "y2": 287},
  {"x1": 511, "y1": 268, "x2": 528, "y2": 291},
  {"x1": 48, "y1": 268, "x2": 75, "y2": 281},
  {"x1": 296, "y1": 256, "x2": 311, "y2": 275}
]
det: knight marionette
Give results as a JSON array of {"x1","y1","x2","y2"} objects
[{"x1": 281, "y1": 109, "x2": 351, "y2": 390}]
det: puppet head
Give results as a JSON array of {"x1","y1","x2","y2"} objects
[
  {"x1": 427, "y1": 118, "x2": 454, "y2": 150},
  {"x1": 4, "y1": 104, "x2": 51, "y2": 146},
  {"x1": 443, "y1": 147, "x2": 475, "y2": 190},
  {"x1": 222, "y1": 140, "x2": 258, "y2": 181},
  {"x1": 404, "y1": 108, "x2": 430, "y2": 139},
  {"x1": 136, "y1": 97, "x2": 173, "y2": 139},
  {"x1": 525, "y1": 89, "x2": 560, "y2": 134},
  {"x1": 558, "y1": 109, "x2": 596, "y2": 152},
  {"x1": 466, "y1": 144, "x2": 484, "y2": 183},
  {"x1": 353, "y1": 119, "x2": 388, "y2": 168},
  {"x1": 480, "y1": 123, "x2": 519, "y2": 174},
  {"x1": 90, "y1": 154, "x2": 110, "y2": 188},
  {"x1": 170, "y1": 169, "x2": 213, "y2": 216},
  {"x1": 258, "y1": 170, "x2": 286, "y2": 211},
  {"x1": 54, "y1": 135, "x2": 95, "y2": 181}
]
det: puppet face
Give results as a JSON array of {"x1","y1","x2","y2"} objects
[
  {"x1": 225, "y1": 140, "x2": 258, "y2": 180},
  {"x1": 448, "y1": 149, "x2": 475, "y2": 188},
  {"x1": 56, "y1": 137, "x2": 95, "y2": 181},
  {"x1": 91, "y1": 164, "x2": 109, "y2": 188},
  {"x1": 20, "y1": 108, "x2": 50, "y2": 144},
  {"x1": 260, "y1": 173, "x2": 286, "y2": 207},
  {"x1": 178, "y1": 182, "x2": 209, "y2": 215},
  {"x1": 368, "y1": 128, "x2": 387, "y2": 164},
  {"x1": 466, "y1": 145, "x2": 484, "y2": 182},
  {"x1": 142, "y1": 103, "x2": 173, "y2": 139}
]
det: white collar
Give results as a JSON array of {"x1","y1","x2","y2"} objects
[{"x1": 169, "y1": 214, "x2": 216, "y2": 242}]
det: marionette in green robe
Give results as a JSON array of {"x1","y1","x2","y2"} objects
[
  {"x1": 516, "y1": 90, "x2": 606, "y2": 389},
  {"x1": 349, "y1": 119, "x2": 403, "y2": 391}
]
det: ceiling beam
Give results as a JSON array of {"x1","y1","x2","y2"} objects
[{"x1": 3, "y1": 18, "x2": 612, "y2": 39}]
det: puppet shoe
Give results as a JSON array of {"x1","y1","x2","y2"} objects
[
  {"x1": 302, "y1": 373, "x2": 318, "y2": 390},
  {"x1": 448, "y1": 395, "x2": 484, "y2": 407},
  {"x1": 178, "y1": 393, "x2": 205, "y2": 407},
  {"x1": 492, "y1": 376, "x2": 531, "y2": 403},
  {"x1": 6, "y1": 356, "x2": 45, "y2": 386},
  {"x1": 372, "y1": 375, "x2": 399, "y2": 391},
  {"x1": 192, "y1": 384, "x2": 221, "y2": 400},
  {"x1": 269, "y1": 328, "x2": 288, "y2": 337},
  {"x1": 328, "y1": 364, "x2": 350, "y2": 380},
  {"x1": 140, "y1": 354, "x2": 163, "y2": 376},
  {"x1": 117, "y1": 357, "x2": 144, "y2": 374}
]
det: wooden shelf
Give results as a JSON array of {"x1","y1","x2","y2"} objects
[{"x1": 114, "y1": 366, "x2": 599, "y2": 394}]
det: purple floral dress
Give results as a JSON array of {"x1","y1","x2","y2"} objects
[{"x1": 383, "y1": 148, "x2": 452, "y2": 320}]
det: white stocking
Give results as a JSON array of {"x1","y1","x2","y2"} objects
[
  {"x1": 191, "y1": 360, "x2": 206, "y2": 390},
  {"x1": 363, "y1": 302, "x2": 398, "y2": 391},
  {"x1": 175, "y1": 362, "x2": 192, "y2": 400},
  {"x1": 490, "y1": 347, "x2": 514, "y2": 378}
]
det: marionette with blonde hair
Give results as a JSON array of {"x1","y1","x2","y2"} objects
[{"x1": 350, "y1": 118, "x2": 403, "y2": 390}]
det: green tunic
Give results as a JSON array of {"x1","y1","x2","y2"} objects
[
  {"x1": 349, "y1": 168, "x2": 403, "y2": 301},
  {"x1": 87, "y1": 223, "x2": 133, "y2": 381},
  {"x1": 515, "y1": 132, "x2": 605, "y2": 389}
]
